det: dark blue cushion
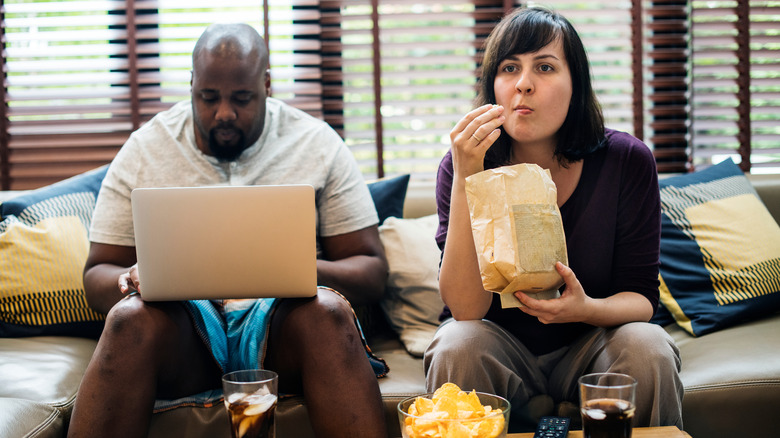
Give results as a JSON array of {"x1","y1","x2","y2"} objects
[
  {"x1": 368, "y1": 174, "x2": 410, "y2": 225},
  {"x1": 658, "y1": 159, "x2": 780, "y2": 336},
  {"x1": 1, "y1": 166, "x2": 108, "y2": 219},
  {"x1": 0, "y1": 166, "x2": 108, "y2": 338}
]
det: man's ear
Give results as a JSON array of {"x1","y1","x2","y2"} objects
[{"x1": 265, "y1": 70, "x2": 271, "y2": 95}]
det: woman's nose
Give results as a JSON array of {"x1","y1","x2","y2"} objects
[{"x1": 515, "y1": 73, "x2": 534, "y2": 94}]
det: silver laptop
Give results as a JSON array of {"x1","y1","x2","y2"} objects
[{"x1": 130, "y1": 185, "x2": 317, "y2": 301}]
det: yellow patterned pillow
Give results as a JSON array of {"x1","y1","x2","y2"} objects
[
  {"x1": 0, "y1": 167, "x2": 107, "y2": 337},
  {"x1": 658, "y1": 159, "x2": 780, "y2": 336}
]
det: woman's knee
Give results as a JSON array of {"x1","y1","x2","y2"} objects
[
  {"x1": 424, "y1": 320, "x2": 507, "y2": 371},
  {"x1": 609, "y1": 323, "x2": 680, "y2": 370}
]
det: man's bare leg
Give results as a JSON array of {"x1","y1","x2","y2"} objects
[
  {"x1": 67, "y1": 296, "x2": 221, "y2": 438},
  {"x1": 266, "y1": 289, "x2": 387, "y2": 438}
]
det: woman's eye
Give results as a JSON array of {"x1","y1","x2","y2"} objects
[
  {"x1": 502, "y1": 65, "x2": 516, "y2": 73},
  {"x1": 539, "y1": 64, "x2": 554, "y2": 72}
]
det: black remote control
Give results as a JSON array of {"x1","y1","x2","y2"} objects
[{"x1": 533, "y1": 416, "x2": 571, "y2": 438}]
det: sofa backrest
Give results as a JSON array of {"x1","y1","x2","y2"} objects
[
  {"x1": 403, "y1": 174, "x2": 780, "y2": 224},
  {"x1": 2, "y1": 173, "x2": 778, "y2": 223},
  {"x1": 748, "y1": 174, "x2": 780, "y2": 223}
]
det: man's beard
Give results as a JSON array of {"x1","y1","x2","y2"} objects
[{"x1": 208, "y1": 127, "x2": 247, "y2": 162}]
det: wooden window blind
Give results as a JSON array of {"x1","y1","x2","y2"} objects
[
  {"x1": 326, "y1": 0, "x2": 636, "y2": 180},
  {"x1": 320, "y1": 0, "x2": 504, "y2": 180},
  {"x1": 1, "y1": 1, "x2": 778, "y2": 190},
  {"x1": 691, "y1": 0, "x2": 780, "y2": 173},
  {"x1": 645, "y1": 0, "x2": 690, "y2": 173},
  {"x1": 3, "y1": 0, "x2": 139, "y2": 189},
  {"x1": 0, "y1": 0, "x2": 321, "y2": 190}
]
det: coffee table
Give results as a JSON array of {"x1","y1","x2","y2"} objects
[{"x1": 507, "y1": 426, "x2": 691, "y2": 437}]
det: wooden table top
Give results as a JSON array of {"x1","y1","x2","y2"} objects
[{"x1": 507, "y1": 426, "x2": 691, "y2": 438}]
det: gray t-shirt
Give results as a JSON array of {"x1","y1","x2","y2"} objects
[{"x1": 90, "y1": 98, "x2": 378, "y2": 253}]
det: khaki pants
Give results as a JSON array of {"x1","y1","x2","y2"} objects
[{"x1": 424, "y1": 318, "x2": 683, "y2": 431}]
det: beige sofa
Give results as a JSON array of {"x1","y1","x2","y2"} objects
[{"x1": 1, "y1": 173, "x2": 779, "y2": 438}]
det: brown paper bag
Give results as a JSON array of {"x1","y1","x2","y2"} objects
[{"x1": 464, "y1": 163, "x2": 568, "y2": 308}]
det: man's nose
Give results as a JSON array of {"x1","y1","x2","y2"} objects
[{"x1": 215, "y1": 99, "x2": 237, "y2": 122}]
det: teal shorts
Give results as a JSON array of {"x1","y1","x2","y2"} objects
[{"x1": 153, "y1": 288, "x2": 388, "y2": 412}]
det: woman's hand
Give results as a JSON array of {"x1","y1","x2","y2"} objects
[
  {"x1": 118, "y1": 264, "x2": 141, "y2": 295},
  {"x1": 514, "y1": 262, "x2": 592, "y2": 324},
  {"x1": 515, "y1": 262, "x2": 655, "y2": 326},
  {"x1": 450, "y1": 104, "x2": 505, "y2": 179}
]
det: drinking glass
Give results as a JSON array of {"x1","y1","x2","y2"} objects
[
  {"x1": 222, "y1": 369, "x2": 278, "y2": 438},
  {"x1": 579, "y1": 372, "x2": 637, "y2": 438}
]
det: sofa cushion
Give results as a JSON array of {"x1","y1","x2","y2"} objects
[
  {"x1": 0, "y1": 336, "x2": 97, "y2": 404},
  {"x1": 0, "y1": 166, "x2": 108, "y2": 338},
  {"x1": 368, "y1": 174, "x2": 410, "y2": 225},
  {"x1": 148, "y1": 404, "x2": 231, "y2": 438},
  {"x1": 665, "y1": 312, "x2": 780, "y2": 437},
  {"x1": 658, "y1": 159, "x2": 780, "y2": 336},
  {"x1": 0, "y1": 398, "x2": 63, "y2": 438},
  {"x1": 378, "y1": 214, "x2": 444, "y2": 357}
]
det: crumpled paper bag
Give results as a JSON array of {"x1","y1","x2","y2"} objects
[{"x1": 465, "y1": 163, "x2": 568, "y2": 308}]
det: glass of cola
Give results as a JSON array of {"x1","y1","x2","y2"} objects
[
  {"x1": 222, "y1": 369, "x2": 279, "y2": 438},
  {"x1": 579, "y1": 372, "x2": 637, "y2": 438}
]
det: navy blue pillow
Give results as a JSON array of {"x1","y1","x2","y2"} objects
[
  {"x1": 0, "y1": 166, "x2": 108, "y2": 338},
  {"x1": 1, "y1": 166, "x2": 108, "y2": 219},
  {"x1": 649, "y1": 302, "x2": 675, "y2": 327},
  {"x1": 658, "y1": 159, "x2": 780, "y2": 336},
  {"x1": 368, "y1": 174, "x2": 410, "y2": 225}
]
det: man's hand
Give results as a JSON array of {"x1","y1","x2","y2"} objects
[
  {"x1": 83, "y1": 242, "x2": 139, "y2": 314},
  {"x1": 118, "y1": 264, "x2": 141, "y2": 294}
]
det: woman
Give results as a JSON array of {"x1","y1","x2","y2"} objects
[{"x1": 424, "y1": 6, "x2": 683, "y2": 430}]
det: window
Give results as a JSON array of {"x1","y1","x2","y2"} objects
[
  {"x1": 691, "y1": 1, "x2": 780, "y2": 173},
  {"x1": 326, "y1": 0, "x2": 501, "y2": 179},
  {"x1": 1, "y1": 0, "x2": 778, "y2": 190},
  {"x1": 1, "y1": 0, "x2": 319, "y2": 189}
]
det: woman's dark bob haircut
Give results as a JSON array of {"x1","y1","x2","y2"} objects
[{"x1": 479, "y1": 7, "x2": 605, "y2": 167}]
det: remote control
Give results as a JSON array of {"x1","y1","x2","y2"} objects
[{"x1": 533, "y1": 416, "x2": 571, "y2": 438}]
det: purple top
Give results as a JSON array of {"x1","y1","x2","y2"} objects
[{"x1": 435, "y1": 129, "x2": 661, "y2": 355}]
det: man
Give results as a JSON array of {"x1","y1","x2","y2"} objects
[{"x1": 67, "y1": 23, "x2": 389, "y2": 438}]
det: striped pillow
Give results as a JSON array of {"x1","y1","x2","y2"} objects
[
  {"x1": 0, "y1": 166, "x2": 108, "y2": 337},
  {"x1": 658, "y1": 159, "x2": 780, "y2": 336}
]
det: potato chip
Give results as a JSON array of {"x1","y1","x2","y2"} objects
[
  {"x1": 402, "y1": 383, "x2": 506, "y2": 438},
  {"x1": 435, "y1": 395, "x2": 458, "y2": 419},
  {"x1": 444, "y1": 421, "x2": 471, "y2": 438},
  {"x1": 460, "y1": 390, "x2": 483, "y2": 414},
  {"x1": 476, "y1": 412, "x2": 505, "y2": 437},
  {"x1": 433, "y1": 382, "x2": 462, "y2": 401}
]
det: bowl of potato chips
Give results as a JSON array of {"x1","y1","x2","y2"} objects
[{"x1": 398, "y1": 383, "x2": 510, "y2": 438}]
